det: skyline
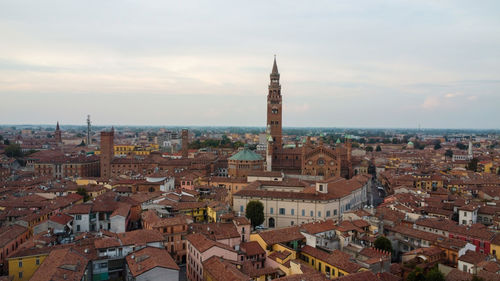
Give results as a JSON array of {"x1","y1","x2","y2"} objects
[{"x1": 1, "y1": 1, "x2": 500, "y2": 129}]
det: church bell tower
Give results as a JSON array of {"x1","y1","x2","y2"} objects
[{"x1": 267, "y1": 56, "x2": 283, "y2": 151}]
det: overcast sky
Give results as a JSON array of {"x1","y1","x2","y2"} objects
[{"x1": 1, "y1": 0, "x2": 499, "y2": 129}]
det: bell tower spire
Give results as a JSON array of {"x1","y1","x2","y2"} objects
[{"x1": 266, "y1": 56, "x2": 282, "y2": 153}]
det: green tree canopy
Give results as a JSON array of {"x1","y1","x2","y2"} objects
[
  {"x1": 445, "y1": 149, "x2": 453, "y2": 159},
  {"x1": 245, "y1": 200, "x2": 264, "y2": 229},
  {"x1": 407, "y1": 267, "x2": 425, "y2": 281},
  {"x1": 467, "y1": 158, "x2": 479, "y2": 172},
  {"x1": 374, "y1": 236, "x2": 393, "y2": 253},
  {"x1": 5, "y1": 144, "x2": 22, "y2": 157},
  {"x1": 425, "y1": 267, "x2": 445, "y2": 281},
  {"x1": 434, "y1": 140, "x2": 442, "y2": 150},
  {"x1": 76, "y1": 187, "x2": 90, "y2": 202},
  {"x1": 365, "y1": 146, "x2": 374, "y2": 152}
]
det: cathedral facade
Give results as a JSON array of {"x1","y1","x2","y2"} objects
[{"x1": 266, "y1": 58, "x2": 353, "y2": 179}]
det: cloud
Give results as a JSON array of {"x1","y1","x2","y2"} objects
[
  {"x1": 467, "y1": 95, "x2": 478, "y2": 101},
  {"x1": 422, "y1": 96, "x2": 440, "y2": 110}
]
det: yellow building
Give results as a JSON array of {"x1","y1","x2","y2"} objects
[
  {"x1": 299, "y1": 245, "x2": 363, "y2": 279},
  {"x1": 173, "y1": 202, "x2": 207, "y2": 222},
  {"x1": 491, "y1": 235, "x2": 500, "y2": 260},
  {"x1": 95, "y1": 143, "x2": 159, "y2": 156},
  {"x1": 7, "y1": 248, "x2": 50, "y2": 281}
]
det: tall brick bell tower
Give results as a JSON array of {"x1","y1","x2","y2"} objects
[
  {"x1": 181, "y1": 129, "x2": 189, "y2": 158},
  {"x1": 100, "y1": 128, "x2": 114, "y2": 179},
  {"x1": 267, "y1": 56, "x2": 283, "y2": 153}
]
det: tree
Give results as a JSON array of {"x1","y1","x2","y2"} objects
[
  {"x1": 365, "y1": 146, "x2": 374, "y2": 152},
  {"x1": 433, "y1": 140, "x2": 442, "y2": 150},
  {"x1": 407, "y1": 267, "x2": 425, "y2": 281},
  {"x1": 456, "y1": 142, "x2": 468, "y2": 150},
  {"x1": 76, "y1": 187, "x2": 90, "y2": 202},
  {"x1": 77, "y1": 140, "x2": 86, "y2": 147},
  {"x1": 374, "y1": 236, "x2": 392, "y2": 253},
  {"x1": 4, "y1": 144, "x2": 22, "y2": 157},
  {"x1": 3, "y1": 139, "x2": 10, "y2": 145},
  {"x1": 376, "y1": 145, "x2": 382, "y2": 152},
  {"x1": 445, "y1": 149, "x2": 453, "y2": 159},
  {"x1": 467, "y1": 158, "x2": 479, "y2": 172},
  {"x1": 425, "y1": 267, "x2": 444, "y2": 281},
  {"x1": 245, "y1": 201, "x2": 264, "y2": 229}
]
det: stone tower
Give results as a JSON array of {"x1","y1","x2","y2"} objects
[
  {"x1": 100, "y1": 128, "x2": 114, "y2": 179},
  {"x1": 54, "y1": 122, "x2": 62, "y2": 144},
  {"x1": 181, "y1": 129, "x2": 189, "y2": 158},
  {"x1": 266, "y1": 56, "x2": 282, "y2": 152}
]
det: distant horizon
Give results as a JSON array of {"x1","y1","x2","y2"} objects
[{"x1": 1, "y1": 123, "x2": 498, "y2": 132}]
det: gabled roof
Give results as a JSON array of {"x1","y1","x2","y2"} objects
[
  {"x1": 258, "y1": 226, "x2": 304, "y2": 246},
  {"x1": 203, "y1": 256, "x2": 251, "y2": 281},
  {"x1": 30, "y1": 248, "x2": 88, "y2": 281},
  {"x1": 126, "y1": 247, "x2": 179, "y2": 277}
]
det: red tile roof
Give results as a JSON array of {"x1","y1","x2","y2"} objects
[
  {"x1": 126, "y1": 247, "x2": 179, "y2": 277},
  {"x1": 30, "y1": 248, "x2": 89, "y2": 281},
  {"x1": 301, "y1": 245, "x2": 361, "y2": 273},
  {"x1": 202, "y1": 256, "x2": 250, "y2": 281}
]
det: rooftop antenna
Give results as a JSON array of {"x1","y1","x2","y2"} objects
[{"x1": 86, "y1": 115, "x2": 91, "y2": 146}]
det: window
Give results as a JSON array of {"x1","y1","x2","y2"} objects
[
  {"x1": 312, "y1": 259, "x2": 315, "y2": 266},
  {"x1": 310, "y1": 210, "x2": 314, "y2": 217},
  {"x1": 36, "y1": 259, "x2": 40, "y2": 265},
  {"x1": 326, "y1": 211, "x2": 331, "y2": 217},
  {"x1": 76, "y1": 215, "x2": 82, "y2": 220},
  {"x1": 334, "y1": 210, "x2": 337, "y2": 216},
  {"x1": 302, "y1": 209, "x2": 305, "y2": 216},
  {"x1": 269, "y1": 207, "x2": 274, "y2": 214},
  {"x1": 77, "y1": 225, "x2": 81, "y2": 232},
  {"x1": 318, "y1": 211, "x2": 321, "y2": 217},
  {"x1": 291, "y1": 209, "x2": 295, "y2": 215},
  {"x1": 240, "y1": 206, "x2": 244, "y2": 212},
  {"x1": 18, "y1": 261, "x2": 22, "y2": 268},
  {"x1": 18, "y1": 272, "x2": 22, "y2": 279},
  {"x1": 319, "y1": 185, "x2": 323, "y2": 191},
  {"x1": 279, "y1": 208, "x2": 285, "y2": 215}
]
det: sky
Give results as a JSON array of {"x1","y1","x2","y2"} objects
[{"x1": 1, "y1": 0, "x2": 499, "y2": 129}]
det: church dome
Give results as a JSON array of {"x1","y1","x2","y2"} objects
[{"x1": 229, "y1": 147, "x2": 263, "y2": 161}]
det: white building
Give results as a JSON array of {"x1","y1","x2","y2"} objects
[{"x1": 233, "y1": 175, "x2": 370, "y2": 228}]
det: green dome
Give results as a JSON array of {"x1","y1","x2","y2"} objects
[
  {"x1": 336, "y1": 138, "x2": 341, "y2": 144},
  {"x1": 408, "y1": 141, "x2": 414, "y2": 145},
  {"x1": 229, "y1": 147, "x2": 263, "y2": 161}
]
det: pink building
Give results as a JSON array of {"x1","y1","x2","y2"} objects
[{"x1": 186, "y1": 233, "x2": 240, "y2": 281}]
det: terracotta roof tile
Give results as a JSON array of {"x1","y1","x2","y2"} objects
[{"x1": 126, "y1": 247, "x2": 179, "y2": 277}]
